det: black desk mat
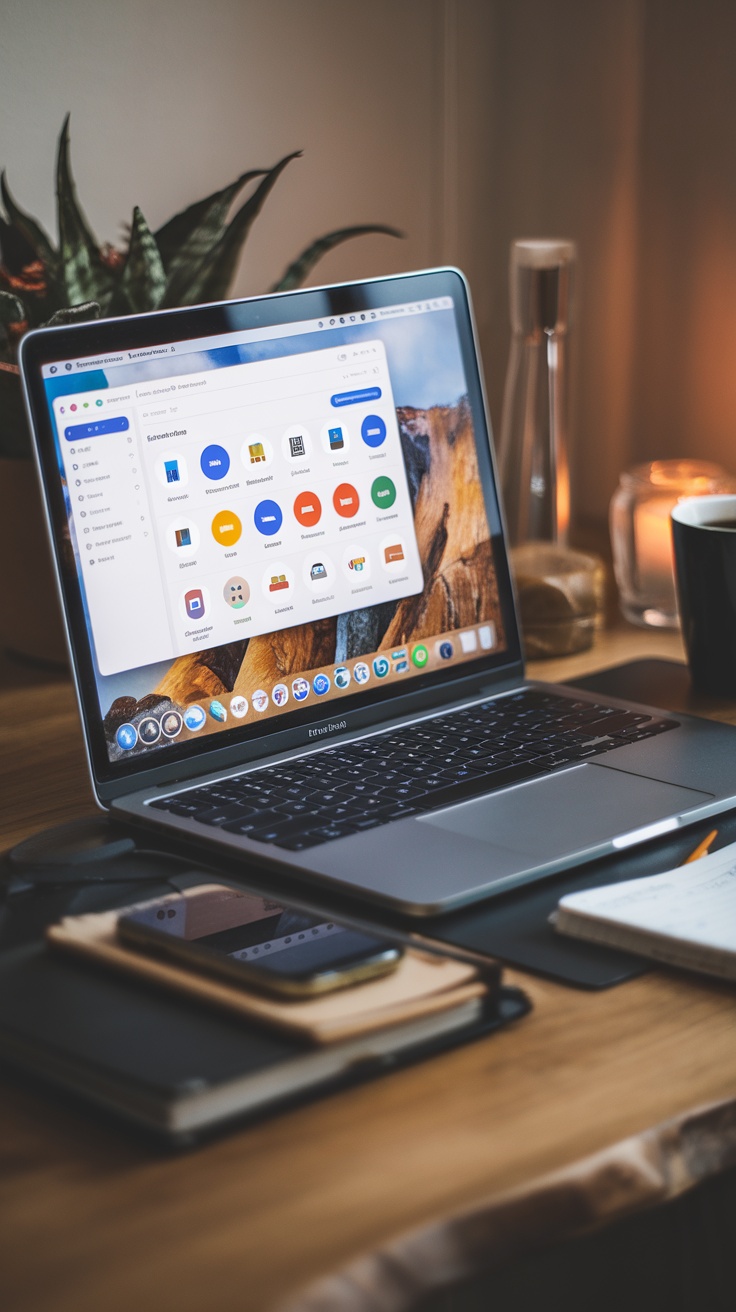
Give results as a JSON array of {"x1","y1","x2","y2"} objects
[{"x1": 3, "y1": 659, "x2": 733, "y2": 991}]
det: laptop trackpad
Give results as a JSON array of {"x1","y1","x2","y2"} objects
[{"x1": 420, "y1": 763, "x2": 712, "y2": 858}]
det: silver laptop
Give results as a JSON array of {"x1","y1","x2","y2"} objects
[{"x1": 20, "y1": 268, "x2": 736, "y2": 915}]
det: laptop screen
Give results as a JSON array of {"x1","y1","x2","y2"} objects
[{"x1": 22, "y1": 269, "x2": 522, "y2": 788}]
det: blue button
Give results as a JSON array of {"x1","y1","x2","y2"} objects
[
  {"x1": 200, "y1": 444, "x2": 231, "y2": 480},
  {"x1": 254, "y1": 499, "x2": 283, "y2": 536},
  {"x1": 115, "y1": 723, "x2": 138, "y2": 751},
  {"x1": 330, "y1": 387, "x2": 382, "y2": 408},
  {"x1": 64, "y1": 416, "x2": 129, "y2": 441},
  {"x1": 361, "y1": 414, "x2": 387, "y2": 448},
  {"x1": 313, "y1": 673, "x2": 331, "y2": 695}
]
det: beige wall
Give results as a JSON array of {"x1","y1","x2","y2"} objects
[{"x1": 3, "y1": 1, "x2": 736, "y2": 527}]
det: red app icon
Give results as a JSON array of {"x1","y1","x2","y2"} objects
[
  {"x1": 333, "y1": 482, "x2": 360, "y2": 519},
  {"x1": 293, "y1": 490, "x2": 322, "y2": 528}
]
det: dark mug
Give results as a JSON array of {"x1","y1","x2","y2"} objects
[{"x1": 671, "y1": 495, "x2": 736, "y2": 694}]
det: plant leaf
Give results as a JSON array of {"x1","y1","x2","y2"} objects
[
  {"x1": 162, "y1": 151, "x2": 302, "y2": 308},
  {"x1": 108, "y1": 207, "x2": 166, "y2": 314},
  {"x1": 0, "y1": 173, "x2": 58, "y2": 273},
  {"x1": 154, "y1": 169, "x2": 267, "y2": 273},
  {"x1": 56, "y1": 114, "x2": 115, "y2": 307},
  {"x1": 0, "y1": 361, "x2": 30, "y2": 458},
  {"x1": 0, "y1": 290, "x2": 26, "y2": 327},
  {"x1": 271, "y1": 224, "x2": 404, "y2": 292},
  {"x1": 44, "y1": 301, "x2": 100, "y2": 326}
]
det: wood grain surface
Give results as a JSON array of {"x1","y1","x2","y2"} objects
[{"x1": 2, "y1": 627, "x2": 736, "y2": 1312}]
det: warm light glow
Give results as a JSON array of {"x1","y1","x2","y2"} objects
[{"x1": 634, "y1": 497, "x2": 674, "y2": 595}]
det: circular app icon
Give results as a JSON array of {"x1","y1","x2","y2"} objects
[
  {"x1": 334, "y1": 666, "x2": 351, "y2": 690},
  {"x1": 361, "y1": 413, "x2": 387, "y2": 448},
  {"x1": 242, "y1": 435, "x2": 273, "y2": 470},
  {"x1": 156, "y1": 452, "x2": 188, "y2": 489},
  {"x1": 184, "y1": 704, "x2": 206, "y2": 731},
  {"x1": 138, "y1": 716, "x2": 161, "y2": 745},
  {"x1": 372, "y1": 655, "x2": 390, "y2": 678},
  {"x1": 293, "y1": 490, "x2": 322, "y2": 528},
  {"x1": 254, "y1": 498, "x2": 283, "y2": 536},
  {"x1": 166, "y1": 519, "x2": 200, "y2": 556},
  {"x1": 371, "y1": 475, "x2": 397, "y2": 510},
  {"x1": 320, "y1": 421, "x2": 350, "y2": 457},
  {"x1": 161, "y1": 710, "x2": 183, "y2": 738},
  {"x1": 252, "y1": 689, "x2": 269, "y2": 713},
  {"x1": 313, "y1": 672, "x2": 331, "y2": 696},
  {"x1": 200, "y1": 444, "x2": 231, "y2": 480},
  {"x1": 353, "y1": 661, "x2": 370, "y2": 684},
  {"x1": 436, "y1": 639, "x2": 454, "y2": 660},
  {"x1": 380, "y1": 536, "x2": 407, "y2": 571},
  {"x1": 333, "y1": 482, "x2": 360, "y2": 519},
  {"x1": 262, "y1": 563, "x2": 295, "y2": 601},
  {"x1": 211, "y1": 509, "x2": 242, "y2": 547},
  {"x1": 281, "y1": 424, "x2": 311, "y2": 462},
  {"x1": 272, "y1": 682, "x2": 289, "y2": 708},
  {"x1": 230, "y1": 695, "x2": 248, "y2": 718},
  {"x1": 411, "y1": 644, "x2": 429, "y2": 669},
  {"x1": 209, "y1": 700, "x2": 227, "y2": 723},
  {"x1": 223, "y1": 575, "x2": 250, "y2": 609},
  {"x1": 292, "y1": 677, "x2": 310, "y2": 701},
  {"x1": 116, "y1": 723, "x2": 137, "y2": 751}
]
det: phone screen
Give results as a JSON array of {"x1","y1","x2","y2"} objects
[{"x1": 117, "y1": 885, "x2": 401, "y2": 993}]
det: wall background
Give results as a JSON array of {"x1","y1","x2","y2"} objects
[{"x1": 3, "y1": 0, "x2": 736, "y2": 530}]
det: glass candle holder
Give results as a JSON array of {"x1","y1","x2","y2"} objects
[{"x1": 610, "y1": 460, "x2": 736, "y2": 628}]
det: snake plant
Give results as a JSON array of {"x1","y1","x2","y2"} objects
[{"x1": 0, "y1": 115, "x2": 401, "y2": 457}]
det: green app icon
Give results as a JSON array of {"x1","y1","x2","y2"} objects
[
  {"x1": 371, "y1": 475, "x2": 397, "y2": 510},
  {"x1": 411, "y1": 644, "x2": 429, "y2": 669}
]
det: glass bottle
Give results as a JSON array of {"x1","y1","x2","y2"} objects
[
  {"x1": 497, "y1": 238, "x2": 575, "y2": 545},
  {"x1": 497, "y1": 239, "x2": 604, "y2": 657}
]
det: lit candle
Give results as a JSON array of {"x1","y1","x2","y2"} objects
[{"x1": 611, "y1": 460, "x2": 736, "y2": 628}]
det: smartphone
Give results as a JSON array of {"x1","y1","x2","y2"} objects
[{"x1": 116, "y1": 885, "x2": 403, "y2": 998}]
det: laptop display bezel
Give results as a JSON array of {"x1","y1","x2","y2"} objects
[{"x1": 20, "y1": 268, "x2": 524, "y2": 803}]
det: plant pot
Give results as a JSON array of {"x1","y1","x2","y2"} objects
[{"x1": 0, "y1": 458, "x2": 68, "y2": 666}]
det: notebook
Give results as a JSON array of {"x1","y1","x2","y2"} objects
[
  {"x1": 19, "y1": 267, "x2": 736, "y2": 915},
  {"x1": 553, "y1": 841, "x2": 736, "y2": 982}
]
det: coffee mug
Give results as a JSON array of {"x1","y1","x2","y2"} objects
[{"x1": 671, "y1": 494, "x2": 736, "y2": 694}]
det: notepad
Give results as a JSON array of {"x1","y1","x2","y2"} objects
[{"x1": 553, "y1": 843, "x2": 736, "y2": 982}]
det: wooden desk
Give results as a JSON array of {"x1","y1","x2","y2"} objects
[{"x1": 2, "y1": 626, "x2": 736, "y2": 1312}]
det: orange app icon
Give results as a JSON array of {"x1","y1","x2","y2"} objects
[
  {"x1": 211, "y1": 509, "x2": 242, "y2": 547},
  {"x1": 269, "y1": 574, "x2": 289, "y2": 592},
  {"x1": 293, "y1": 490, "x2": 322, "y2": 528},
  {"x1": 333, "y1": 482, "x2": 360, "y2": 519},
  {"x1": 384, "y1": 542, "x2": 405, "y2": 564}
]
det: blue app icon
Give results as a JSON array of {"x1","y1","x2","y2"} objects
[
  {"x1": 372, "y1": 655, "x2": 390, "y2": 678},
  {"x1": 209, "y1": 700, "x2": 227, "y2": 723},
  {"x1": 115, "y1": 723, "x2": 137, "y2": 751},
  {"x1": 292, "y1": 677, "x2": 310, "y2": 701},
  {"x1": 438, "y1": 640, "x2": 454, "y2": 660},
  {"x1": 361, "y1": 414, "x2": 387, "y2": 448},
  {"x1": 254, "y1": 499, "x2": 283, "y2": 536},
  {"x1": 313, "y1": 672, "x2": 331, "y2": 695},
  {"x1": 334, "y1": 666, "x2": 351, "y2": 689},
  {"x1": 200, "y1": 444, "x2": 231, "y2": 480},
  {"x1": 184, "y1": 704, "x2": 207, "y2": 731}
]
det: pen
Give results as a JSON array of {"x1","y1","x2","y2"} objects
[{"x1": 681, "y1": 828, "x2": 718, "y2": 865}]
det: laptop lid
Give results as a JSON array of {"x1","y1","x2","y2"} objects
[{"x1": 20, "y1": 268, "x2": 523, "y2": 805}]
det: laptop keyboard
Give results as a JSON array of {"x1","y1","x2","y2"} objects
[{"x1": 149, "y1": 690, "x2": 678, "y2": 852}]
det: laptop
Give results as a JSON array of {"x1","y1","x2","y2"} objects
[{"x1": 20, "y1": 267, "x2": 736, "y2": 915}]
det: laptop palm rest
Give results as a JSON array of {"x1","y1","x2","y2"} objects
[{"x1": 420, "y1": 763, "x2": 712, "y2": 860}]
